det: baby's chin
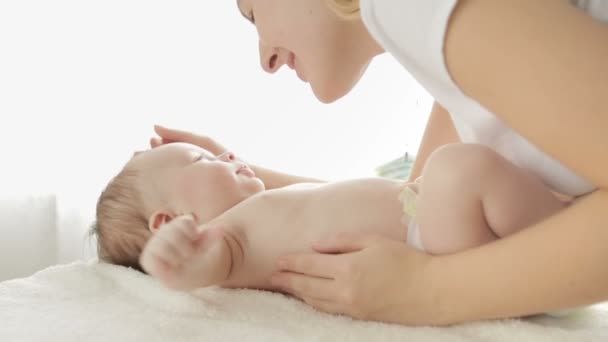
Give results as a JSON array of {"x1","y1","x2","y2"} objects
[{"x1": 250, "y1": 177, "x2": 266, "y2": 193}]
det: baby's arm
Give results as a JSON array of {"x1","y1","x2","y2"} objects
[
  {"x1": 139, "y1": 215, "x2": 239, "y2": 291},
  {"x1": 139, "y1": 191, "x2": 287, "y2": 291},
  {"x1": 140, "y1": 185, "x2": 328, "y2": 291}
]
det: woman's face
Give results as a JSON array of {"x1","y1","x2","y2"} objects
[{"x1": 237, "y1": 0, "x2": 381, "y2": 103}]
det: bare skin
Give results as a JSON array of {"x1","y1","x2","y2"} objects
[
  {"x1": 140, "y1": 143, "x2": 567, "y2": 295},
  {"x1": 141, "y1": 177, "x2": 406, "y2": 291},
  {"x1": 136, "y1": 0, "x2": 608, "y2": 326}
]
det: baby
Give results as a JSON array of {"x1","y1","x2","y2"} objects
[{"x1": 91, "y1": 142, "x2": 567, "y2": 291}]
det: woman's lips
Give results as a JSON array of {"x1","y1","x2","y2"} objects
[
  {"x1": 287, "y1": 53, "x2": 296, "y2": 69},
  {"x1": 288, "y1": 53, "x2": 307, "y2": 82}
]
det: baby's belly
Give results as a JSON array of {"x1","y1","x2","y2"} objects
[{"x1": 306, "y1": 178, "x2": 407, "y2": 241}]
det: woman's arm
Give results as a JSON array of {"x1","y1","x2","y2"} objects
[
  {"x1": 430, "y1": 191, "x2": 608, "y2": 324},
  {"x1": 431, "y1": 0, "x2": 608, "y2": 323},
  {"x1": 445, "y1": 0, "x2": 608, "y2": 188},
  {"x1": 408, "y1": 102, "x2": 460, "y2": 181}
]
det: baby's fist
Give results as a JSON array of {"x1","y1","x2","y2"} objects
[{"x1": 140, "y1": 215, "x2": 201, "y2": 282}]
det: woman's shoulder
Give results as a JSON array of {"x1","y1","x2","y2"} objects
[
  {"x1": 361, "y1": 0, "x2": 458, "y2": 46},
  {"x1": 360, "y1": 0, "x2": 458, "y2": 86},
  {"x1": 570, "y1": 0, "x2": 608, "y2": 23}
]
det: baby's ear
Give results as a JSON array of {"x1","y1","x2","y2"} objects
[{"x1": 148, "y1": 211, "x2": 176, "y2": 233}]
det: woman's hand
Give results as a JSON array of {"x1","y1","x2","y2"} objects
[
  {"x1": 150, "y1": 125, "x2": 229, "y2": 156},
  {"x1": 270, "y1": 233, "x2": 441, "y2": 326}
]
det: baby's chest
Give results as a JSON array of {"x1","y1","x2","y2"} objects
[{"x1": 299, "y1": 183, "x2": 406, "y2": 240}]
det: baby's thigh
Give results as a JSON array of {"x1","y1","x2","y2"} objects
[
  {"x1": 417, "y1": 143, "x2": 501, "y2": 211},
  {"x1": 414, "y1": 144, "x2": 501, "y2": 254},
  {"x1": 420, "y1": 143, "x2": 505, "y2": 184}
]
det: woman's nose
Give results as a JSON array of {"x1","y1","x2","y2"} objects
[{"x1": 259, "y1": 41, "x2": 286, "y2": 74}]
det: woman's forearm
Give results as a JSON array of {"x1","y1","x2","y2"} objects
[
  {"x1": 429, "y1": 189, "x2": 608, "y2": 325},
  {"x1": 250, "y1": 164, "x2": 324, "y2": 189}
]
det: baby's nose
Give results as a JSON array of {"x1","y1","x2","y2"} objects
[{"x1": 218, "y1": 151, "x2": 236, "y2": 162}]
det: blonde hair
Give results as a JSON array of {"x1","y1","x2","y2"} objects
[
  {"x1": 325, "y1": 0, "x2": 360, "y2": 20},
  {"x1": 90, "y1": 168, "x2": 151, "y2": 273}
]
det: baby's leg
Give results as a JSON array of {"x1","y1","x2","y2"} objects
[{"x1": 415, "y1": 144, "x2": 566, "y2": 255}]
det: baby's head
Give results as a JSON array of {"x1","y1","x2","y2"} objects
[{"x1": 91, "y1": 143, "x2": 265, "y2": 271}]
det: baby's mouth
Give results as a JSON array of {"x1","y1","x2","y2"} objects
[{"x1": 237, "y1": 165, "x2": 256, "y2": 177}]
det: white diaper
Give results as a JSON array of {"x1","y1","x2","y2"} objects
[
  {"x1": 406, "y1": 219, "x2": 425, "y2": 251},
  {"x1": 398, "y1": 182, "x2": 425, "y2": 251}
]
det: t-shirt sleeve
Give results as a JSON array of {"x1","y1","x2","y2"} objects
[{"x1": 361, "y1": 0, "x2": 459, "y2": 87}]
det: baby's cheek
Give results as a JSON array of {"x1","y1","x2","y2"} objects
[
  {"x1": 203, "y1": 169, "x2": 236, "y2": 194},
  {"x1": 213, "y1": 168, "x2": 237, "y2": 186}
]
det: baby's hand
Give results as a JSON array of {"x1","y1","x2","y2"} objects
[
  {"x1": 140, "y1": 215, "x2": 230, "y2": 291},
  {"x1": 139, "y1": 215, "x2": 200, "y2": 287}
]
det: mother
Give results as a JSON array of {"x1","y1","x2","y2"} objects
[{"x1": 151, "y1": 0, "x2": 608, "y2": 326}]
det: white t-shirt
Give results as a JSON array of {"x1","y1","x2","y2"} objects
[{"x1": 360, "y1": 0, "x2": 607, "y2": 196}]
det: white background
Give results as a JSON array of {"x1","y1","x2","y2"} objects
[{"x1": 0, "y1": 0, "x2": 431, "y2": 210}]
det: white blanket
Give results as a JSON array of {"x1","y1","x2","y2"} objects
[{"x1": 2, "y1": 261, "x2": 607, "y2": 342}]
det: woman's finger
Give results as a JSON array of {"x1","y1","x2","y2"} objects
[
  {"x1": 153, "y1": 125, "x2": 227, "y2": 155},
  {"x1": 301, "y1": 296, "x2": 346, "y2": 316},
  {"x1": 312, "y1": 232, "x2": 383, "y2": 254},
  {"x1": 154, "y1": 124, "x2": 177, "y2": 138},
  {"x1": 154, "y1": 125, "x2": 191, "y2": 142},
  {"x1": 276, "y1": 253, "x2": 341, "y2": 279},
  {"x1": 150, "y1": 137, "x2": 162, "y2": 148},
  {"x1": 271, "y1": 272, "x2": 336, "y2": 302},
  {"x1": 150, "y1": 136, "x2": 176, "y2": 148}
]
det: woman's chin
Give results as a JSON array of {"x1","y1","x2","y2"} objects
[
  {"x1": 311, "y1": 82, "x2": 353, "y2": 104},
  {"x1": 310, "y1": 72, "x2": 363, "y2": 104}
]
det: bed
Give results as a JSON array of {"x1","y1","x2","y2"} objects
[
  {"x1": 1, "y1": 194, "x2": 607, "y2": 341},
  {"x1": 1, "y1": 260, "x2": 607, "y2": 341}
]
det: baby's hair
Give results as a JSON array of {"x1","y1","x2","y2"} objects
[
  {"x1": 325, "y1": 0, "x2": 360, "y2": 20},
  {"x1": 89, "y1": 168, "x2": 150, "y2": 273}
]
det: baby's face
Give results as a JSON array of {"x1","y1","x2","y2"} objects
[{"x1": 129, "y1": 143, "x2": 265, "y2": 222}]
